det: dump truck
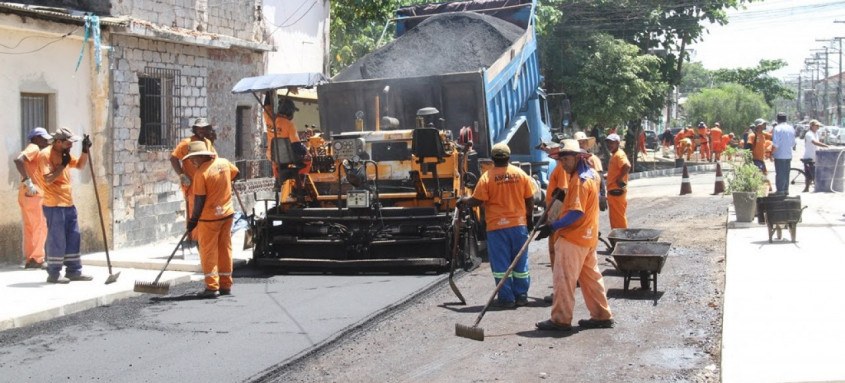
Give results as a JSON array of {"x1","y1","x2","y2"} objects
[{"x1": 234, "y1": 0, "x2": 552, "y2": 270}]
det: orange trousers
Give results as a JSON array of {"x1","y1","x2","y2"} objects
[
  {"x1": 551, "y1": 238, "x2": 613, "y2": 325},
  {"x1": 699, "y1": 142, "x2": 710, "y2": 161},
  {"x1": 608, "y1": 194, "x2": 628, "y2": 229},
  {"x1": 18, "y1": 186, "x2": 46, "y2": 263},
  {"x1": 197, "y1": 217, "x2": 234, "y2": 291}
]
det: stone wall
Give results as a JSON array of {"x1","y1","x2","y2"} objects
[
  {"x1": 109, "y1": 34, "x2": 263, "y2": 247},
  {"x1": 110, "y1": 0, "x2": 262, "y2": 42}
]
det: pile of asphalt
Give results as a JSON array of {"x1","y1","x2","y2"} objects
[{"x1": 334, "y1": 12, "x2": 524, "y2": 81}]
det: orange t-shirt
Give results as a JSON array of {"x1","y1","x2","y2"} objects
[
  {"x1": 472, "y1": 164, "x2": 536, "y2": 231},
  {"x1": 192, "y1": 158, "x2": 239, "y2": 221},
  {"x1": 546, "y1": 164, "x2": 567, "y2": 207},
  {"x1": 21, "y1": 143, "x2": 46, "y2": 190},
  {"x1": 709, "y1": 127, "x2": 723, "y2": 150},
  {"x1": 747, "y1": 131, "x2": 771, "y2": 161},
  {"x1": 607, "y1": 149, "x2": 630, "y2": 189},
  {"x1": 171, "y1": 136, "x2": 216, "y2": 179},
  {"x1": 697, "y1": 127, "x2": 710, "y2": 143},
  {"x1": 38, "y1": 146, "x2": 81, "y2": 207},
  {"x1": 721, "y1": 135, "x2": 731, "y2": 149},
  {"x1": 674, "y1": 132, "x2": 683, "y2": 147},
  {"x1": 263, "y1": 105, "x2": 300, "y2": 160},
  {"x1": 554, "y1": 171, "x2": 599, "y2": 248}
]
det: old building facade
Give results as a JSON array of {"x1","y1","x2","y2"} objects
[{"x1": 0, "y1": 1, "x2": 328, "y2": 264}]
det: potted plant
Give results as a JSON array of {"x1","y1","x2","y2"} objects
[{"x1": 724, "y1": 151, "x2": 766, "y2": 222}]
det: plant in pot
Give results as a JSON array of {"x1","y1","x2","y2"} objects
[{"x1": 724, "y1": 150, "x2": 766, "y2": 222}]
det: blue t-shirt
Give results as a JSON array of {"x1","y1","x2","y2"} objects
[{"x1": 771, "y1": 123, "x2": 795, "y2": 159}]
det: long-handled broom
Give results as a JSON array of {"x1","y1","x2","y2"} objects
[
  {"x1": 134, "y1": 231, "x2": 189, "y2": 294},
  {"x1": 455, "y1": 197, "x2": 562, "y2": 341},
  {"x1": 86, "y1": 138, "x2": 120, "y2": 285}
]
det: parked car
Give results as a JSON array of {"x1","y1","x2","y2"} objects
[
  {"x1": 829, "y1": 127, "x2": 845, "y2": 145},
  {"x1": 823, "y1": 126, "x2": 840, "y2": 145},
  {"x1": 644, "y1": 130, "x2": 658, "y2": 150}
]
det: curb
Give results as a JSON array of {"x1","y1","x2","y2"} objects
[{"x1": 629, "y1": 163, "x2": 718, "y2": 181}]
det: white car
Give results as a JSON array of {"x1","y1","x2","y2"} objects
[
  {"x1": 830, "y1": 128, "x2": 845, "y2": 145},
  {"x1": 823, "y1": 126, "x2": 841, "y2": 144}
]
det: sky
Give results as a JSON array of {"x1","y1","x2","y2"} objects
[{"x1": 691, "y1": 0, "x2": 845, "y2": 80}]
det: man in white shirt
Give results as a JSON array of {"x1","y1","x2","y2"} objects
[
  {"x1": 802, "y1": 119, "x2": 829, "y2": 192},
  {"x1": 771, "y1": 113, "x2": 795, "y2": 194}
]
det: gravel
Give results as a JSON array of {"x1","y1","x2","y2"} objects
[{"x1": 334, "y1": 12, "x2": 524, "y2": 81}]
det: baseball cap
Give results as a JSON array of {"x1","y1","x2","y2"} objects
[
  {"x1": 491, "y1": 142, "x2": 511, "y2": 159},
  {"x1": 605, "y1": 133, "x2": 621, "y2": 142},
  {"x1": 573, "y1": 131, "x2": 588, "y2": 141},
  {"x1": 53, "y1": 127, "x2": 81, "y2": 142},
  {"x1": 753, "y1": 118, "x2": 766, "y2": 126},
  {"x1": 27, "y1": 127, "x2": 52, "y2": 140},
  {"x1": 698, "y1": 122, "x2": 706, "y2": 128},
  {"x1": 182, "y1": 141, "x2": 217, "y2": 160}
]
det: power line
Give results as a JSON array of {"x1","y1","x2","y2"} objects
[{"x1": 0, "y1": 28, "x2": 78, "y2": 55}]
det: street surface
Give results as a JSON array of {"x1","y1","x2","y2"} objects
[{"x1": 0, "y1": 171, "x2": 727, "y2": 382}]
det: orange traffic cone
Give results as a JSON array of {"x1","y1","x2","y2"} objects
[
  {"x1": 712, "y1": 162, "x2": 725, "y2": 195},
  {"x1": 680, "y1": 165, "x2": 692, "y2": 195}
]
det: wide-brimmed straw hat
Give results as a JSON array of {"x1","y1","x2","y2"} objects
[{"x1": 182, "y1": 141, "x2": 216, "y2": 160}]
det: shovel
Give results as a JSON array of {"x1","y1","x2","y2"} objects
[
  {"x1": 86, "y1": 139, "x2": 120, "y2": 285},
  {"x1": 232, "y1": 182, "x2": 254, "y2": 250},
  {"x1": 447, "y1": 206, "x2": 466, "y2": 305}
]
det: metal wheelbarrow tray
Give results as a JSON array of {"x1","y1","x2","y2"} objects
[
  {"x1": 606, "y1": 241, "x2": 671, "y2": 303},
  {"x1": 606, "y1": 228, "x2": 662, "y2": 251},
  {"x1": 761, "y1": 198, "x2": 806, "y2": 243}
]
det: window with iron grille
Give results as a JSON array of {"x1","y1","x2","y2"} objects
[
  {"x1": 138, "y1": 68, "x2": 181, "y2": 148},
  {"x1": 20, "y1": 93, "x2": 49, "y2": 149}
]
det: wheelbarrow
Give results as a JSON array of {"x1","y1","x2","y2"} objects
[
  {"x1": 600, "y1": 229, "x2": 662, "y2": 290},
  {"x1": 764, "y1": 206, "x2": 807, "y2": 243},
  {"x1": 606, "y1": 241, "x2": 671, "y2": 304}
]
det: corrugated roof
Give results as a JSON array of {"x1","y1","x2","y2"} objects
[{"x1": 0, "y1": 2, "x2": 127, "y2": 26}]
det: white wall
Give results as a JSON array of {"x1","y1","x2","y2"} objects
[
  {"x1": 0, "y1": 13, "x2": 109, "y2": 261},
  {"x1": 262, "y1": 0, "x2": 329, "y2": 74}
]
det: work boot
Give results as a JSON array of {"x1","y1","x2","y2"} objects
[
  {"x1": 491, "y1": 300, "x2": 515, "y2": 309},
  {"x1": 197, "y1": 289, "x2": 219, "y2": 299},
  {"x1": 515, "y1": 294, "x2": 529, "y2": 307},
  {"x1": 543, "y1": 293, "x2": 554, "y2": 303},
  {"x1": 24, "y1": 259, "x2": 44, "y2": 269},
  {"x1": 66, "y1": 274, "x2": 94, "y2": 282},
  {"x1": 46, "y1": 275, "x2": 70, "y2": 284},
  {"x1": 578, "y1": 318, "x2": 615, "y2": 329},
  {"x1": 219, "y1": 289, "x2": 231, "y2": 296}
]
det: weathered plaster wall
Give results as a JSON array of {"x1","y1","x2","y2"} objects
[
  {"x1": 0, "y1": 14, "x2": 111, "y2": 264},
  {"x1": 111, "y1": 0, "x2": 262, "y2": 42}
]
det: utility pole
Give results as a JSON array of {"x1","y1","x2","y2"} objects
[{"x1": 798, "y1": 73, "x2": 802, "y2": 119}]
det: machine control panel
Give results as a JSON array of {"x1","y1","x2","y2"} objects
[{"x1": 332, "y1": 138, "x2": 366, "y2": 160}]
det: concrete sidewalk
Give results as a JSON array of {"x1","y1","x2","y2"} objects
[
  {"x1": 0, "y1": 229, "x2": 252, "y2": 331},
  {"x1": 722, "y1": 189, "x2": 845, "y2": 382}
]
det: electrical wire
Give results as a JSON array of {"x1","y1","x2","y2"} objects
[{"x1": 0, "y1": 28, "x2": 78, "y2": 55}]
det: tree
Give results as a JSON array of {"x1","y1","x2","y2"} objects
[
  {"x1": 684, "y1": 83, "x2": 771, "y2": 136},
  {"x1": 712, "y1": 59, "x2": 796, "y2": 107},
  {"x1": 679, "y1": 62, "x2": 714, "y2": 95}
]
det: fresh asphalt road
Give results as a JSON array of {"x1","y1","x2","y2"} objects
[
  {"x1": 0, "y1": 271, "x2": 443, "y2": 382},
  {"x1": 0, "y1": 171, "x2": 720, "y2": 382}
]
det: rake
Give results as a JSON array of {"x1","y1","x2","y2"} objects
[
  {"x1": 455, "y1": 197, "x2": 562, "y2": 341},
  {"x1": 86, "y1": 138, "x2": 120, "y2": 284},
  {"x1": 134, "y1": 231, "x2": 188, "y2": 295}
]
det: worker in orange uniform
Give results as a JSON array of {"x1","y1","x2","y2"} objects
[
  {"x1": 534, "y1": 139, "x2": 614, "y2": 331},
  {"x1": 459, "y1": 143, "x2": 536, "y2": 308},
  {"x1": 679, "y1": 136, "x2": 694, "y2": 161},
  {"x1": 14, "y1": 127, "x2": 52, "y2": 269},
  {"x1": 605, "y1": 134, "x2": 631, "y2": 229},
  {"x1": 696, "y1": 122, "x2": 711, "y2": 162},
  {"x1": 721, "y1": 133, "x2": 733, "y2": 161},
  {"x1": 747, "y1": 118, "x2": 773, "y2": 191},
  {"x1": 184, "y1": 141, "x2": 240, "y2": 298},
  {"x1": 709, "y1": 122, "x2": 723, "y2": 162},
  {"x1": 673, "y1": 128, "x2": 684, "y2": 158},
  {"x1": 637, "y1": 130, "x2": 647, "y2": 159},
  {"x1": 170, "y1": 118, "x2": 216, "y2": 247},
  {"x1": 263, "y1": 92, "x2": 304, "y2": 182},
  {"x1": 38, "y1": 128, "x2": 93, "y2": 283}
]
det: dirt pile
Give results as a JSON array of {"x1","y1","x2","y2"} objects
[{"x1": 334, "y1": 12, "x2": 524, "y2": 81}]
